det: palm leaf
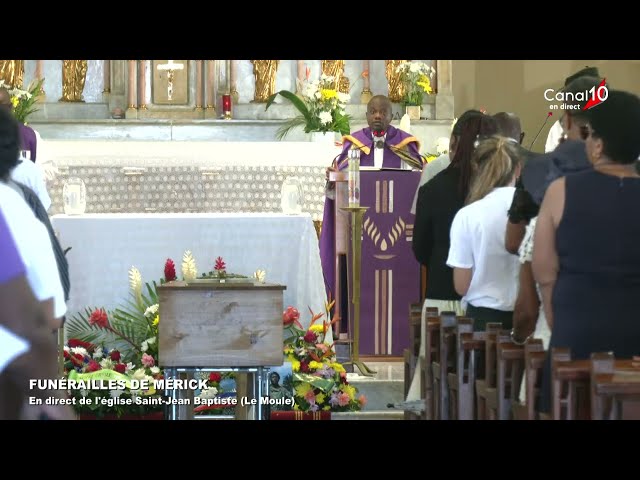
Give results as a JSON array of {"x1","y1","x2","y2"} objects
[
  {"x1": 275, "y1": 116, "x2": 308, "y2": 140},
  {"x1": 266, "y1": 90, "x2": 313, "y2": 125}
]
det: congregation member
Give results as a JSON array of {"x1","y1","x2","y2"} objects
[
  {"x1": 406, "y1": 110, "x2": 496, "y2": 401},
  {"x1": 446, "y1": 136, "x2": 522, "y2": 330},
  {"x1": 533, "y1": 90, "x2": 640, "y2": 415}
]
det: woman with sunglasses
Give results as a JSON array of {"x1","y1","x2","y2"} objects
[{"x1": 533, "y1": 89, "x2": 640, "y2": 417}]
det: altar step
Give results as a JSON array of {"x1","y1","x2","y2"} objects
[{"x1": 341, "y1": 361, "x2": 405, "y2": 420}]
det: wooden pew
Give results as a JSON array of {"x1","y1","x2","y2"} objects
[
  {"x1": 450, "y1": 327, "x2": 486, "y2": 419},
  {"x1": 590, "y1": 353, "x2": 640, "y2": 420},
  {"x1": 511, "y1": 338, "x2": 545, "y2": 420},
  {"x1": 421, "y1": 313, "x2": 441, "y2": 420},
  {"x1": 551, "y1": 348, "x2": 590, "y2": 420},
  {"x1": 474, "y1": 323, "x2": 504, "y2": 420},
  {"x1": 431, "y1": 312, "x2": 457, "y2": 420},
  {"x1": 493, "y1": 339, "x2": 525, "y2": 420}
]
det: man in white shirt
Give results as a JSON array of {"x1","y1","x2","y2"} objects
[
  {"x1": 0, "y1": 108, "x2": 66, "y2": 328},
  {"x1": 11, "y1": 156, "x2": 51, "y2": 210}
]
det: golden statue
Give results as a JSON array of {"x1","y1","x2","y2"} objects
[
  {"x1": 250, "y1": 60, "x2": 280, "y2": 103},
  {"x1": 0, "y1": 60, "x2": 24, "y2": 88},
  {"x1": 321, "y1": 60, "x2": 350, "y2": 94},
  {"x1": 60, "y1": 60, "x2": 88, "y2": 102},
  {"x1": 385, "y1": 60, "x2": 409, "y2": 103}
]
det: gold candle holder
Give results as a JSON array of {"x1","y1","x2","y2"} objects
[{"x1": 340, "y1": 206, "x2": 376, "y2": 377}]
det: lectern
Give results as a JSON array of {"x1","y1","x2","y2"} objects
[{"x1": 329, "y1": 169, "x2": 422, "y2": 358}]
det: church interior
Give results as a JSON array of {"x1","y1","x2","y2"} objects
[{"x1": 2, "y1": 59, "x2": 640, "y2": 421}]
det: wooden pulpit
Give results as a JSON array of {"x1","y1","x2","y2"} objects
[{"x1": 330, "y1": 169, "x2": 422, "y2": 356}]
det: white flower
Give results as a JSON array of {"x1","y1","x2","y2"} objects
[
  {"x1": 110, "y1": 389, "x2": 124, "y2": 399},
  {"x1": 199, "y1": 387, "x2": 219, "y2": 399},
  {"x1": 409, "y1": 62, "x2": 421, "y2": 74},
  {"x1": 337, "y1": 92, "x2": 350, "y2": 103},
  {"x1": 70, "y1": 347, "x2": 88, "y2": 357},
  {"x1": 132, "y1": 368, "x2": 148, "y2": 381},
  {"x1": 146, "y1": 336, "x2": 156, "y2": 345},
  {"x1": 319, "y1": 111, "x2": 333, "y2": 125},
  {"x1": 80, "y1": 389, "x2": 89, "y2": 397},
  {"x1": 63, "y1": 346, "x2": 70, "y2": 353},
  {"x1": 141, "y1": 341, "x2": 148, "y2": 352},
  {"x1": 144, "y1": 304, "x2": 159, "y2": 318},
  {"x1": 150, "y1": 366, "x2": 160, "y2": 374},
  {"x1": 100, "y1": 358, "x2": 114, "y2": 369},
  {"x1": 128, "y1": 266, "x2": 142, "y2": 300},
  {"x1": 125, "y1": 362, "x2": 135, "y2": 373},
  {"x1": 253, "y1": 269, "x2": 266, "y2": 283},
  {"x1": 314, "y1": 91, "x2": 322, "y2": 100},
  {"x1": 93, "y1": 349, "x2": 104, "y2": 360},
  {"x1": 182, "y1": 250, "x2": 198, "y2": 282}
]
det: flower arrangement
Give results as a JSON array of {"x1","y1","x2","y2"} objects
[
  {"x1": 396, "y1": 61, "x2": 435, "y2": 107},
  {"x1": 282, "y1": 305, "x2": 366, "y2": 413},
  {"x1": 265, "y1": 72, "x2": 351, "y2": 140},
  {"x1": 62, "y1": 338, "x2": 164, "y2": 419},
  {"x1": 193, "y1": 371, "x2": 238, "y2": 416},
  {"x1": 0, "y1": 78, "x2": 44, "y2": 124}
]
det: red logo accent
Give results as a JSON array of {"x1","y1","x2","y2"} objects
[{"x1": 583, "y1": 78, "x2": 607, "y2": 111}]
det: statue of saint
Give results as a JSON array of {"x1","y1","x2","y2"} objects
[
  {"x1": 0, "y1": 60, "x2": 25, "y2": 88},
  {"x1": 250, "y1": 60, "x2": 280, "y2": 103},
  {"x1": 385, "y1": 60, "x2": 409, "y2": 103},
  {"x1": 321, "y1": 60, "x2": 350, "y2": 94},
  {"x1": 60, "y1": 60, "x2": 88, "y2": 102}
]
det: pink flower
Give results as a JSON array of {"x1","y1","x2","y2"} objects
[
  {"x1": 141, "y1": 353, "x2": 155, "y2": 367},
  {"x1": 304, "y1": 390, "x2": 316, "y2": 404},
  {"x1": 282, "y1": 306, "x2": 300, "y2": 326},
  {"x1": 315, "y1": 343, "x2": 329, "y2": 354},
  {"x1": 337, "y1": 392, "x2": 351, "y2": 407},
  {"x1": 358, "y1": 395, "x2": 368, "y2": 407},
  {"x1": 214, "y1": 256, "x2": 226, "y2": 272}
]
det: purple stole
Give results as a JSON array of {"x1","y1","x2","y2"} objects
[{"x1": 19, "y1": 123, "x2": 37, "y2": 162}]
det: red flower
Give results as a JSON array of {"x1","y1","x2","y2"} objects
[
  {"x1": 303, "y1": 331, "x2": 317, "y2": 343},
  {"x1": 283, "y1": 306, "x2": 302, "y2": 328},
  {"x1": 73, "y1": 353, "x2": 85, "y2": 363},
  {"x1": 164, "y1": 258, "x2": 177, "y2": 282},
  {"x1": 214, "y1": 256, "x2": 226, "y2": 271},
  {"x1": 87, "y1": 360, "x2": 101, "y2": 372},
  {"x1": 209, "y1": 372, "x2": 222, "y2": 383},
  {"x1": 114, "y1": 363, "x2": 126, "y2": 374},
  {"x1": 68, "y1": 338, "x2": 94, "y2": 349},
  {"x1": 300, "y1": 361, "x2": 310, "y2": 373},
  {"x1": 110, "y1": 350, "x2": 121, "y2": 361},
  {"x1": 89, "y1": 308, "x2": 109, "y2": 328}
]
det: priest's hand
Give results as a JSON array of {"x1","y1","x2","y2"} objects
[{"x1": 325, "y1": 166, "x2": 336, "y2": 182}]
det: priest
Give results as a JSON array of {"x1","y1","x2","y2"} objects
[{"x1": 319, "y1": 95, "x2": 423, "y2": 330}]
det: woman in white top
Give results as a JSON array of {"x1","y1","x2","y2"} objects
[{"x1": 446, "y1": 136, "x2": 523, "y2": 330}]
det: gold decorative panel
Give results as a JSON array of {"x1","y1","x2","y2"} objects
[{"x1": 152, "y1": 60, "x2": 189, "y2": 105}]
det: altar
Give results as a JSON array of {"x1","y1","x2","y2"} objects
[{"x1": 52, "y1": 212, "x2": 329, "y2": 339}]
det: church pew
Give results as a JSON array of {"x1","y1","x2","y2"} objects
[
  {"x1": 590, "y1": 353, "x2": 640, "y2": 420},
  {"x1": 421, "y1": 314, "x2": 441, "y2": 420},
  {"x1": 551, "y1": 348, "x2": 590, "y2": 420},
  {"x1": 492, "y1": 339, "x2": 525, "y2": 420},
  {"x1": 403, "y1": 303, "x2": 430, "y2": 420},
  {"x1": 431, "y1": 312, "x2": 458, "y2": 420},
  {"x1": 511, "y1": 338, "x2": 545, "y2": 420},
  {"x1": 474, "y1": 323, "x2": 505, "y2": 420},
  {"x1": 447, "y1": 323, "x2": 484, "y2": 420}
]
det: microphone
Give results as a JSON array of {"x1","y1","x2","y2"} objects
[{"x1": 528, "y1": 112, "x2": 553, "y2": 150}]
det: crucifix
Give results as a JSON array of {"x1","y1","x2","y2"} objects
[{"x1": 157, "y1": 60, "x2": 184, "y2": 101}]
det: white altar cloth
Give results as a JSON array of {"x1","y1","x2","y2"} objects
[{"x1": 52, "y1": 212, "x2": 329, "y2": 340}]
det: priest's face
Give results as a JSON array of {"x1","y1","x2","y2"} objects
[{"x1": 366, "y1": 98, "x2": 393, "y2": 133}]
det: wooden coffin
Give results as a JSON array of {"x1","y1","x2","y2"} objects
[{"x1": 158, "y1": 280, "x2": 285, "y2": 367}]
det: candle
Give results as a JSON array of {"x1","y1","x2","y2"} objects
[{"x1": 222, "y1": 94, "x2": 232, "y2": 119}]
